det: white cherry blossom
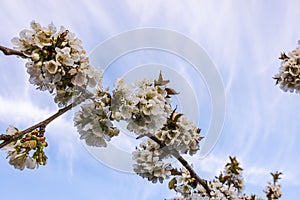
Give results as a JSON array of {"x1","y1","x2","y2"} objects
[
  {"x1": 112, "y1": 78, "x2": 172, "y2": 136},
  {"x1": 74, "y1": 91, "x2": 119, "y2": 147},
  {"x1": 12, "y1": 21, "x2": 102, "y2": 107},
  {"x1": 132, "y1": 140, "x2": 172, "y2": 183},
  {"x1": 274, "y1": 42, "x2": 300, "y2": 93}
]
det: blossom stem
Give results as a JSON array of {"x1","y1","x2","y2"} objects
[
  {"x1": 0, "y1": 103, "x2": 74, "y2": 149},
  {"x1": 175, "y1": 152, "x2": 211, "y2": 195},
  {"x1": 148, "y1": 135, "x2": 211, "y2": 196},
  {"x1": 0, "y1": 45, "x2": 28, "y2": 58}
]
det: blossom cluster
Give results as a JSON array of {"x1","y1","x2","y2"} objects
[
  {"x1": 167, "y1": 157, "x2": 281, "y2": 200},
  {"x1": 74, "y1": 89, "x2": 119, "y2": 147},
  {"x1": 132, "y1": 140, "x2": 172, "y2": 183},
  {"x1": 168, "y1": 169, "x2": 241, "y2": 199},
  {"x1": 168, "y1": 169, "x2": 241, "y2": 200},
  {"x1": 208, "y1": 179, "x2": 240, "y2": 199},
  {"x1": 155, "y1": 111, "x2": 202, "y2": 155},
  {"x1": 222, "y1": 156, "x2": 245, "y2": 193},
  {"x1": 274, "y1": 42, "x2": 300, "y2": 93},
  {"x1": 12, "y1": 21, "x2": 101, "y2": 107},
  {"x1": 168, "y1": 168, "x2": 199, "y2": 198},
  {"x1": 2, "y1": 126, "x2": 48, "y2": 170},
  {"x1": 111, "y1": 76, "x2": 173, "y2": 136},
  {"x1": 208, "y1": 157, "x2": 245, "y2": 199},
  {"x1": 132, "y1": 110, "x2": 202, "y2": 183},
  {"x1": 204, "y1": 157, "x2": 245, "y2": 199},
  {"x1": 264, "y1": 172, "x2": 282, "y2": 199},
  {"x1": 129, "y1": 73, "x2": 203, "y2": 184}
]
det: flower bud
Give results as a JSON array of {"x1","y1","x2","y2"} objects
[
  {"x1": 43, "y1": 49, "x2": 48, "y2": 55},
  {"x1": 25, "y1": 136, "x2": 31, "y2": 141},
  {"x1": 41, "y1": 141, "x2": 48, "y2": 147},
  {"x1": 37, "y1": 136, "x2": 45, "y2": 141},
  {"x1": 35, "y1": 61, "x2": 43, "y2": 67},
  {"x1": 31, "y1": 130, "x2": 38, "y2": 135},
  {"x1": 31, "y1": 53, "x2": 40, "y2": 61}
]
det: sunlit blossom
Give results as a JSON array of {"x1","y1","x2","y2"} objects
[{"x1": 12, "y1": 21, "x2": 102, "y2": 106}]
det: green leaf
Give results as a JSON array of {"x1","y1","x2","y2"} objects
[
  {"x1": 168, "y1": 178, "x2": 177, "y2": 190},
  {"x1": 22, "y1": 140, "x2": 37, "y2": 149},
  {"x1": 188, "y1": 178, "x2": 197, "y2": 189}
]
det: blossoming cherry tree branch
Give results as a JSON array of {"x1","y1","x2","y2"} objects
[{"x1": 0, "y1": 21, "x2": 282, "y2": 200}]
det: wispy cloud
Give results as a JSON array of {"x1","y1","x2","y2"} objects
[{"x1": 1, "y1": 0, "x2": 300, "y2": 199}]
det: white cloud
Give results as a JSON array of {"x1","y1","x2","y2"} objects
[{"x1": 0, "y1": 96, "x2": 50, "y2": 125}]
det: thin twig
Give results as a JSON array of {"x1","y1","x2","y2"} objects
[
  {"x1": 0, "y1": 103, "x2": 74, "y2": 149},
  {"x1": 0, "y1": 45, "x2": 28, "y2": 58},
  {"x1": 147, "y1": 135, "x2": 211, "y2": 196},
  {"x1": 0, "y1": 134, "x2": 12, "y2": 141}
]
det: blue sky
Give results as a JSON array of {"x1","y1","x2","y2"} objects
[{"x1": 1, "y1": 1, "x2": 300, "y2": 199}]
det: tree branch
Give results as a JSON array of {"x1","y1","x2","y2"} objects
[
  {"x1": 147, "y1": 135, "x2": 211, "y2": 196},
  {"x1": 0, "y1": 45, "x2": 28, "y2": 58},
  {"x1": 0, "y1": 103, "x2": 74, "y2": 149},
  {"x1": 174, "y1": 151, "x2": 211, "y2": 195},
  {"x1": 1, "y1": 43, "x2": 211, "y2": 195}
]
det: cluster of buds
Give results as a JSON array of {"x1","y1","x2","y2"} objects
[
  {"x1": 2, "y1": 126, "x2": 48, "y2": 170},
  {"x1": 20, "y1": 129, "x2": 48, "y2": 165}
]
